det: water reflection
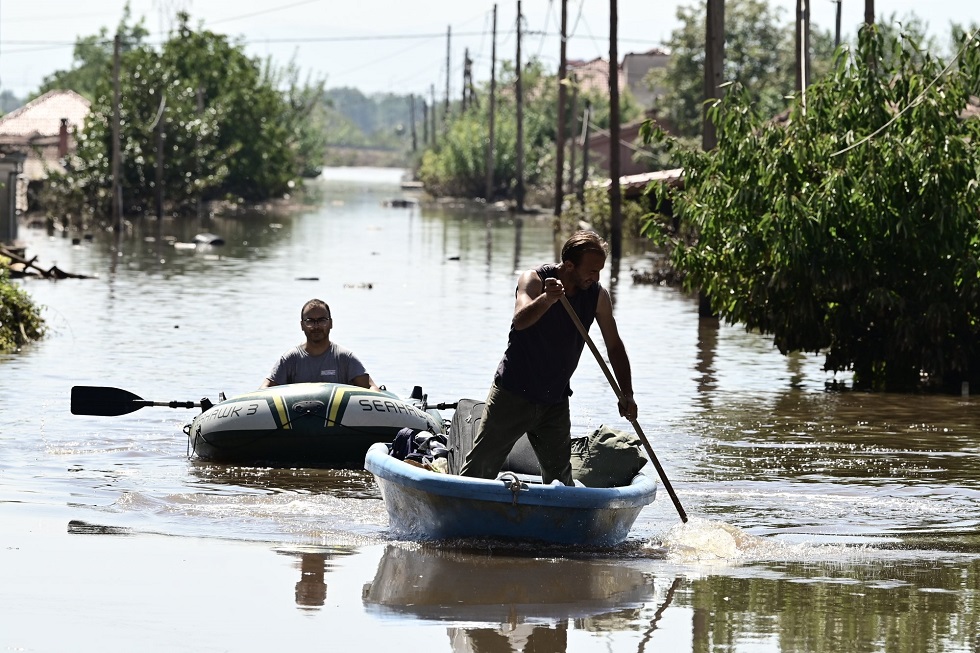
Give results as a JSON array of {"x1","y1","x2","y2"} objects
[
  {"x1": 362, "y1": 544, "x2": 680, "y2": 652},
  {"x1": 684, "y1": 558, "x2": 980, "y2": 653},
  {"x1": 187, "y1": 462, "x2": 378, "y2": 498},
  {"x1": 277, "y1": 547, "x2": 360, "y2": 610},
  {"x1": 696, "y1": 317, "x2": 719, "y2": 395}
]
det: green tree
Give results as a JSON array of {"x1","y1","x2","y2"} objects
[
  {"x1": 160, "y1": 14, "x2": 297, "y2": 201},
  {"x1": 417, "y1": 59, "x2": 639, "y2": 202},
  {"x1": 35, "y1": 4, "x2": 149, "y2": 101},
  {"x1": 44, "y1": 12, "x2": 325, "y2": 217},
  {"x1": 651, "y1": 0, "x2": 836, "y2": 139},
  {"x1": 0, "y1": 259, "x2": 45, "y2": 351},
  {"x1": 643, "y1": 24, "x2": 980, "y2": 391}
]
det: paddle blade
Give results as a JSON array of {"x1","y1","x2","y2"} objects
[{"x1": 71, "y1": 386, "x2": 146, "y2": 416}]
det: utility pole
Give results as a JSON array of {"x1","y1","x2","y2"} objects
[
  {"x1": 703, "y1": 0, "x2": 725, "y2": 151},
  {"x1": 795, "y1": 0, "x2": 811, "y2": 94},
  {"x1": 410, "y1": 95, "x2": 418, "y2": 152},
  {"x1": 865, "y1": 0, "x2": 874, "y2": 25},
  {"x1": 462, "y1": 48, "x2": 472, "y2": 111},
  {"x1": 444, "y1": 26, "x2": 451, "y2": 123},
  {"x1": 834, "y1": 0, "x2": 842, "y2": 49},
  {"x1": 422, "y1": 98, "x2": 429, "y2": 147},
  {"x1": 609, "y1": 0, "x2": 622, "y2": 259},
  {"x1": 484, "y1": 4, "x2": 498, "y2": 202},
  {"x1": 568, "y1": 77, "x2": 578, "y2": 199},
  {"x1": 578, "y1": 101, "x2": 590, "y2": 206},
  {"x1": 553, "y1": 0, "x2": 568, "y2": 233},
  {"x1": 154, "y1": 96, "x2": 166, "y2": 220},
  {"x1": 515, "y1": 0, "x2": 526, "y2": 213},
  {"x1": 111, "y1": 32, "x2": 122, "y2": 230},
  {"x1": 430, "y1": 84, "x2": 437, "y2": 146}
]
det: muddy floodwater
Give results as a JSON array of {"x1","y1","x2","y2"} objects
[{"x1": 2, "y1": 167, "x2": 979, "y2": 652}]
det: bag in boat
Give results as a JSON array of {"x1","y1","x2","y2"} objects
[
  {"x1": 446, "y1": 398, "x2": 539, "y2": 476},
  {"x1": 391, "y1": 427, "x2": 450, "y2": 472},
  {"x1": 570, "y1": 425, "x2": 648, "y2": 488}
]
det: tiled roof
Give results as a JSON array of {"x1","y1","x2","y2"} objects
[{"x1": 0, "y1": 90, "x2": 90, "y2": 141}]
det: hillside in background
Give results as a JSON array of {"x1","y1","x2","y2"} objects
[{"x1": 322, "y1": 87, "x2": 420, "y2": 167}]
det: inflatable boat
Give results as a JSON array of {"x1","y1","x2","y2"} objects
[
  {"x1": 70, "y1": 382, "x2": 446, "y2": 467},
  {"x1": 185, "y1": 383, "x2": 446, "y2": 466}
]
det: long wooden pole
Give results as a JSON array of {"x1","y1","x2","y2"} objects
[
  {"x1": 515, "y1": 0, "x2": 526, "y2": 212},
  {"x1": 608, "y1": 0, "x2": 622, "y2": 259},
  {"x1": 484, "y1": 4, "x2": 497, "y2": 202},
  {"x1": 559, "y1": 295, "x2": 689, "y2": 523},
  {"x1": 553, "y1": 0, "x2": 568, "y2": 232},
  {"x1": 111, "y1": 33, "x2": 122, "y2": 230},
  {"x1": 703, "y1": 0, "x2": 724, "y2": 151}
]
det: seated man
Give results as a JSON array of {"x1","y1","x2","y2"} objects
[{"x1": 260, "y1": 298, "x2": 379, "y2": 390}]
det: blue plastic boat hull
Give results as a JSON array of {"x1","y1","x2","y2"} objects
[{"x1": 365, "y1": 442, "x2": 657, "y2": 546}]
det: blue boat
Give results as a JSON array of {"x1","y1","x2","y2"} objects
[{"x1": 365, "y1": 442, "x2": 657, "y2": 546}]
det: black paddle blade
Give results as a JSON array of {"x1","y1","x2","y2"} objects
[{"x1": 71, "y1": 385, "x2": 146, "y2": 416}]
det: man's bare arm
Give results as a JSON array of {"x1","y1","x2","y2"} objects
[
  {"x1": 594, "y1": 289, "x2": 637, "y2": 419},
  {"x1": 511, "y1": 271, "x2": 564, "y2": 330}
]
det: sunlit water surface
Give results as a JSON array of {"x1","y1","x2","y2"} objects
[{"x1": 2, "y1": 167, "x2": 979, "y2": 652}]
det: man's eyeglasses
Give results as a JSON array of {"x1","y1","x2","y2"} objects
[{"x1": 302, "y1": 317, "x2": 331, "y2": 327}]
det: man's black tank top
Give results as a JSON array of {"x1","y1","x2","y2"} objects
[{"x1": 494, "y1": 263, "x2": 601, "y2": 404}]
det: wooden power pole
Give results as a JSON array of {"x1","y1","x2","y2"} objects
[
  {"x1": 608, "y1": 0, "x2": 622, "y2": 259},
  {"x1": 445, "y1": 26, "x2": 451, "y2": 122},
  {"x1": 795, "y1": 0, "x2": 811, "y2": 93},
  {"x1": 410, "y1": 95, "x2": 418, "y2": 152},
  {"x1": 834, "y1": 0, "x2": 842, "y2": 48},
  {"x1": 553, "y1": 0, "x2": 568, "y2": 232},
  {"x1": 703, "y1": 0, "x2": 725, "y2": 151},
  {"x1": 515, "y1": 0, "x2": 526, "y2": 213},
  {"x1": 578, "y1": 101, "x2": 591, "y2": 206},
  {"x1": 111, "y1": 33, "x2": 122, "y2": 230},
  {"x1": 485, "y1": 4, "x2": 498, "y2": 202}
]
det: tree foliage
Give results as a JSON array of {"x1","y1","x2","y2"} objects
[
  {"x1": 418, "y1": 60, "x2": 641, "y2": 201},
  {"x1": 643, "y1": 24, "x2": 980, "y2": 391},
  {"x1": 323, "y1": 88, "x2": 415, "y2": 147},
  {"x1": 0, "y1": 259, "x2": 45, "y2": 351},
  {"x1": 43, "y1": 12, "x2": 325, "y2": 218},
  {"x1": 651, "y1": 0, "x2": 836, "y2": 139}
]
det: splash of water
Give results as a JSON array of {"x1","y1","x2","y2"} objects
[{"x1": 649, "y1": 517, "x2": 871, "y2": 563}]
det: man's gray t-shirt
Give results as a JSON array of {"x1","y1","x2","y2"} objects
[{"x1": 266, "y1": 343, "x2": 368, "y2": 385}]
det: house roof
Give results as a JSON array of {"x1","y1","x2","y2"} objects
[{"x1": 0, "y1": 90, "x2": 90, "y2": 142}]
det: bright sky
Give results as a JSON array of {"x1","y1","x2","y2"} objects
[{"x1": 1, "y1": 0, "x2": 976, "y2": 100}]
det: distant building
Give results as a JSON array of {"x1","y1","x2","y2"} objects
[
  {"x1": 567, "y1": 51, "x2": 675, "y2": 182},
  {"x1": 567, "y1": 57, "x2": 625, "y2": 98},
  {"x1": 0, "y1": 89, "x2": 91, "y2": 213},
  {"x1": 568, "y1": 48, "x2": 670, "y2": 110},
  {"x1": 621, "y1": 49, "x2": 670, "y2": 109},
  {"x1": 585, "y1": 114, "x2": 679, "y2": 178}
]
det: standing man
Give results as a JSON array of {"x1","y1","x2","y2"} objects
[
  {"x1": 260, "y1": 298, "x2": 379, "y2": 390},
  {"x1": 460, "y1": 230, "x2": 637, "y2": 485}
]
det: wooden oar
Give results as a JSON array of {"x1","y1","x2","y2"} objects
[
  {"x1": 71, "y1": 385, "x2": 203, "y2": 416},
  {"x1": 559, "y1": 295, "x2": 689, "y2": 523}
]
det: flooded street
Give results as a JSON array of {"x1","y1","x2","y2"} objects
[{"x1": 2, "y1": 167, "x2": 979, "y2": 652}]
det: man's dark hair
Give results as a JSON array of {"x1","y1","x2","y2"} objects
[
  {"x1": 301, "y1": 298, "x2": 331, "y2": 319},
  {"x1": 560, "y1": 230, "x2": 608, "y2": 265}
]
